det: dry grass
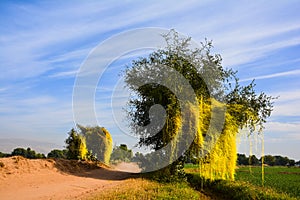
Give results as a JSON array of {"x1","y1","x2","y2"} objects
[{"x1": 86, "y1": 178, "x2": 211, "y2": 200}]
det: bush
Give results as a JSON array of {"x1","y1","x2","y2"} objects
[
  {"x1": 0, "y1": 152, "x2": 10, "y2": 158},
  {"x1": 47, "y1": 149, "x2": 68, "y2": 159},
  {"x1": 11, "y1": 147, "x2": 45, "y2": 159},
  {"x1": 110, "y1": 144, "x2": 133, "y2": 163}
]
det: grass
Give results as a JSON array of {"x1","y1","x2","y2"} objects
[
  {"x1": 185, "y1": 164, "x2": 300, "y2": 199},
  {"x1": 236, "y1": 166, "x2": 300, "y2": 199},
  {"x1": 86, "y1": 164, "x2": 300, "y2": 199},
  {"x1": 87, "y1": 178, "x2": 210, "y2": 200}
]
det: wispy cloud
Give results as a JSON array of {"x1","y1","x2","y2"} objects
[
  {"x1": 240, "y1": 69, "x2": 300, "y2": 82},
  {"x1": 265, "y1": 121, "x2": 300, "y2": 135},
  {"x1": 0, "y1": 87, "x2": 8, "y2": 93},
  {"x1": 49, "y1": 70, "x2": 78, "y2": 78}
]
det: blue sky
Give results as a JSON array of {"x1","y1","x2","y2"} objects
[{"x1": 0, "y1": 1, "x2": 299, "y2": 160}]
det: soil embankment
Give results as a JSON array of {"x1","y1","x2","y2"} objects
[{"x1": 0, "y1": 156, "x2": 139, "y2": 200}]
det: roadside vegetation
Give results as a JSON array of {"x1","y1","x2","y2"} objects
[{"x1": 87, "y1": 178, "x2": 209, "y2": 200}]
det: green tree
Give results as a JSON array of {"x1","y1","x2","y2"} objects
[
  {"x1": 132, "y1": 152, "x2": 145, "y2": 163},
  {"x1": 124, "y1": 30, "x2": 274, "y2": 178},
  {"x1": 110, "y1": 144, "x2": 133, "y2": 163},
  {"x1": 11, "y1": 147, "x2": 27, "y2": 157},
  {"x1": 237, "y1": 154, "x2": 248, "y2": 165},
  {"x1": 26, "y1": 147, "x2": 36, "y2": 159},
  {"x1": 263, "y1": 155, "x2": 275, "y2": 166},
  {"x1": 35, "y1": 153, "x2": 46, "y2": 159},
  {"x1": 11, "y1": 147, "x2": 45, "y2": 159},
  {"x1": 274, "y1": 155, "x2": 289, "y2": 166},
  {"x1": 0, "y1": 151, "x2": 10, "y2": 158},
  {"x1": 288, "y1": 159, "x2": 295, "y2": 166},
  {"x1": 249, "y1": 155, "x2": 259, "y2": 166},
  {"x1": 65, "y1": 128, "x2": 87, "y2": 160},
  {"x1": 47, "y1": 149, "x2": 68, "y2": 159}
]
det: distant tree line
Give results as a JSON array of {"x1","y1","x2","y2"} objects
[
  {"x1": 0, "y1": 125, "x2": 113, "y2": 164},
  {"x1": 1, "y1": 142, "x2": 299, "y2": 169},
  {"x1": 237, "y1": 153, "x2": 297, "y2": 166},
  {"x1": 0, "y1": 147, "x2": 46, "y2": 159}
]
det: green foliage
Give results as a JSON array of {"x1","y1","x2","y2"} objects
[
  {"x1": 237, "y1": 154, "x2": 249, "y2": 165},
  {"x1": 65, "y1": 128, "x2": 87, "y2": 160},
  {"x1": 11, "y1": 147, "x2": 27, "y2": 157},
  {"x1": 11, "y1": 147, "x2": 45, "y2": 159},
  {"x1": 263, "y1": 155, "x2": 276, "y2": 166},
  {"x1": 0, "y1": 151, "x2": 10, "y2": 158},
  {"x1": 124, "y1": 30, "x2": 231, "y2": 151},
  {"x1": 249, "y1": 155, "x2": 259, "y2": 166},
  {"x1": 47, "y1": 149, "x2": 68, "y2": 159},
  {"x1": 77, "y1": 125, "x2": 113, "y2": 164},
  {"x1": 273, "y1": 155, "x2": 293, "y2": 166},
  {"x1": 110, "y1": 144, "x2": 133, "y2": 163},
  {"x1": 237, "y1": 154, "x2": 260, "y2": 166},
  {"x1": 237, "y1": 154, "x2": 295, "y2": 166},
  {"x1": 124, "y1": 29, "x2": 275, "y2": 179}
]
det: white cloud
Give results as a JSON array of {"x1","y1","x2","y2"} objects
[
  {"x1": 265, "y1": 122, "x2": 300, "y2": 135},
  {"x1": 0, "y1": 87, "x2": 8, "y2": 93},
  {"x1": 264, "y1": 89, "x2": 300, "y2": 117},
  {"x1": 272, "y1": 102, "x2": 300, "y2": 117},
  {"x1": 221, "y1": 36, "x2": 300, "y2": 67},
  {"x1": 240, "y1": 69, "x2": 300, "y2": 82},
  {"x1": 49, "y1": 69, "x2": 78, "y2": 78}
]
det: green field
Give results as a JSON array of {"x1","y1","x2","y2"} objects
[
  {"x1": 236, "y1": 166, "x2": 300, "y2": 199},
  {"x1": 185, "y1": 164, "x2": 300, "y2": 199}
]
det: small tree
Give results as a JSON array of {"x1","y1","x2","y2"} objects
[
  {"x1": 263, "y1": 155, "x2": 275, "y2": 166},
  {"x1": 288, "y1": 159, "x2": 295, "y2": 167},
  {"x1": 47, "y1": 149, "x2": 68, "y2": 159},
  {"x1": 11, "y1": 147, "x2": 27, "y2": 157},
  {"x1": 65, "y1": 128, "x2": 87, "y2": 160},
  {"x1": 0, "y1": 152, "x2": 10, "y2": 158},
  {"x1": 249, "y1": 155, "x2": 259, "y2": 165},
  {"x1": 11, "y1": 147, "x2": 45, "y2": 159},
  {"x1": 110, "y1": 144, "x2": 133, "y2": 163},
  {"x1": 237, "y1": 154, "x2": 248, "y2": 165},
  {"x1": 26, "y1": 148, "x2": 36, "y2": 159}
]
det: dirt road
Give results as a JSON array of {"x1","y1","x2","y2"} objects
[{"x1": 0, "y1": 157, "x2": 140, "y2": 200}]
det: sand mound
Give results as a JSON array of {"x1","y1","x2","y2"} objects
[
  {"x1": 0, "y1": 157, "x2": 139, "y2": 200},
  {"x1": 0, "y1": 156, "x2": 104, "y2": 179}
]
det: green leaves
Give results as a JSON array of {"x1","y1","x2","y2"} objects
[{"x1": 124, "y1": 29, "x2": 275, "y2": 176}]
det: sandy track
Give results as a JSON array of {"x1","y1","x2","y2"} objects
[{"x1": 0, "y1": 157, "x2": 140, "y2": 200}]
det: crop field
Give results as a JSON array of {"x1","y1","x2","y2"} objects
[
  {"x1": 185, "y1": 164, "x2": 300, "y2": 199},
  {"x1": 236, "y1": 166, "x2": 300, "y2": 199}
]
